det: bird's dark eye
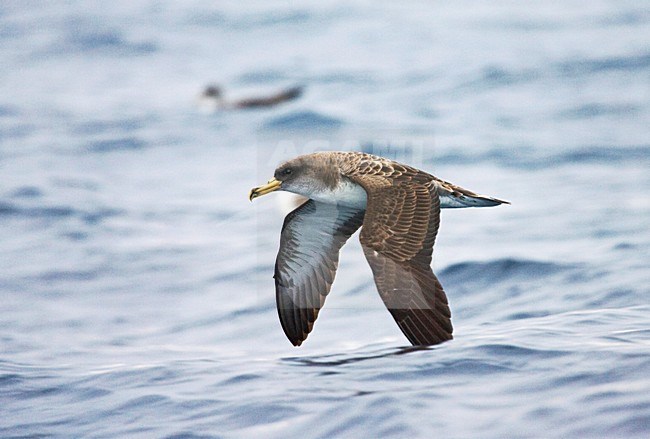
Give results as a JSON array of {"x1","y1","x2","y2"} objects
[{"x1": 282, "y1": 168, "x2": 293, "y2": 176}]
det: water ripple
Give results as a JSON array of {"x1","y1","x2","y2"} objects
[
  {"x1": 440, "y1": 258, "x2": 573, "y2": 284},
  {"x1": 87, "y1": 137, "x2": 147, "y2": 152},
  {"x1": 0, "y1": 200, "x2": 123, "y2": 224},
  {"x1": 262, "y1": 110, "x2": 344, "y2": 131}
]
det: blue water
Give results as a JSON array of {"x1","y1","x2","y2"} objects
[{"x1": 1, "y1": 1, "x2": 649, "y2": 437}]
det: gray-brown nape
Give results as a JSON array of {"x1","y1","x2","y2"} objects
[{"x1": 310, "y1": 154, "x2": 341, "y2": 190}]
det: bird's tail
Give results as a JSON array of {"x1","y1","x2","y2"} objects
[
  {"x1": 435, "y1": 178, "x2": 509, "y2": 208},
  {"x1": 280, "y1": 86, "x2": 303, "y2": 101}
]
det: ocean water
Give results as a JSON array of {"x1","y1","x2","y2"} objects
[{"x1": 1, "y1": 1, "x2": 649, "y2": 437}]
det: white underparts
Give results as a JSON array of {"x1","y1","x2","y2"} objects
[{"x1": 307, "y1": 179, "x2": 368, "y2": 209}]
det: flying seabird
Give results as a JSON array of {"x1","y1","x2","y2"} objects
[
  {"x1": 249, "y1": 151, "x2": 508, "y2": 347},
  {"x1": 198, "y1": 84, "x2": 303, "y2": 111}
]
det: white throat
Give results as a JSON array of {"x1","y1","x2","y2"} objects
[{"x1": 305, "y1": 179, "x2": 367, "y2": 209}]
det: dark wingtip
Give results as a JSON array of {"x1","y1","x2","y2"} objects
[{"x1": 281, "y1": 326, "x2": 305, "y2": 347}]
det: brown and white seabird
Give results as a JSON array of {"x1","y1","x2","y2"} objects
[
  {"x1": 198, "y1": 84, "x2": 303, "y2": 111},
  {"x1": 249, "y1": 151, "x2": 508, "y2": 347}
]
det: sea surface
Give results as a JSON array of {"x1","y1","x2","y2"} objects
[{"x1": 1, "y1": 1, "x2": 649, "y2": 438}]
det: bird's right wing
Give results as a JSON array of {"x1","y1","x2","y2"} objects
[
  {"x1": 349, "y1": 171, "x2": 453, "y2": 346},
  {"x1": 274, "y1": 199, "x2": 365, "y2": 346}
]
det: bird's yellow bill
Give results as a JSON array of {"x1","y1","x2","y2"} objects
[{"x1": 249, "y1": 178, "x2": 281, "y2": 201}]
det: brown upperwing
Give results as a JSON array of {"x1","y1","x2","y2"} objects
[{"x1": 347, "y1": 165, "x2": 453, "y2": 346}]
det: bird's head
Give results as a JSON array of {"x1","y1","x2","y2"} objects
[
  {"x1": 202, "y1": 84, "x2": 222, "y2": 99},
  {"x1": 249, "y1": 154, "x2": 339, "y2": 201}
]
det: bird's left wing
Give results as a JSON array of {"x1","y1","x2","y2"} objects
[{"x1": 274, "y1": 199, "x2": 365, "y2": 346}]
